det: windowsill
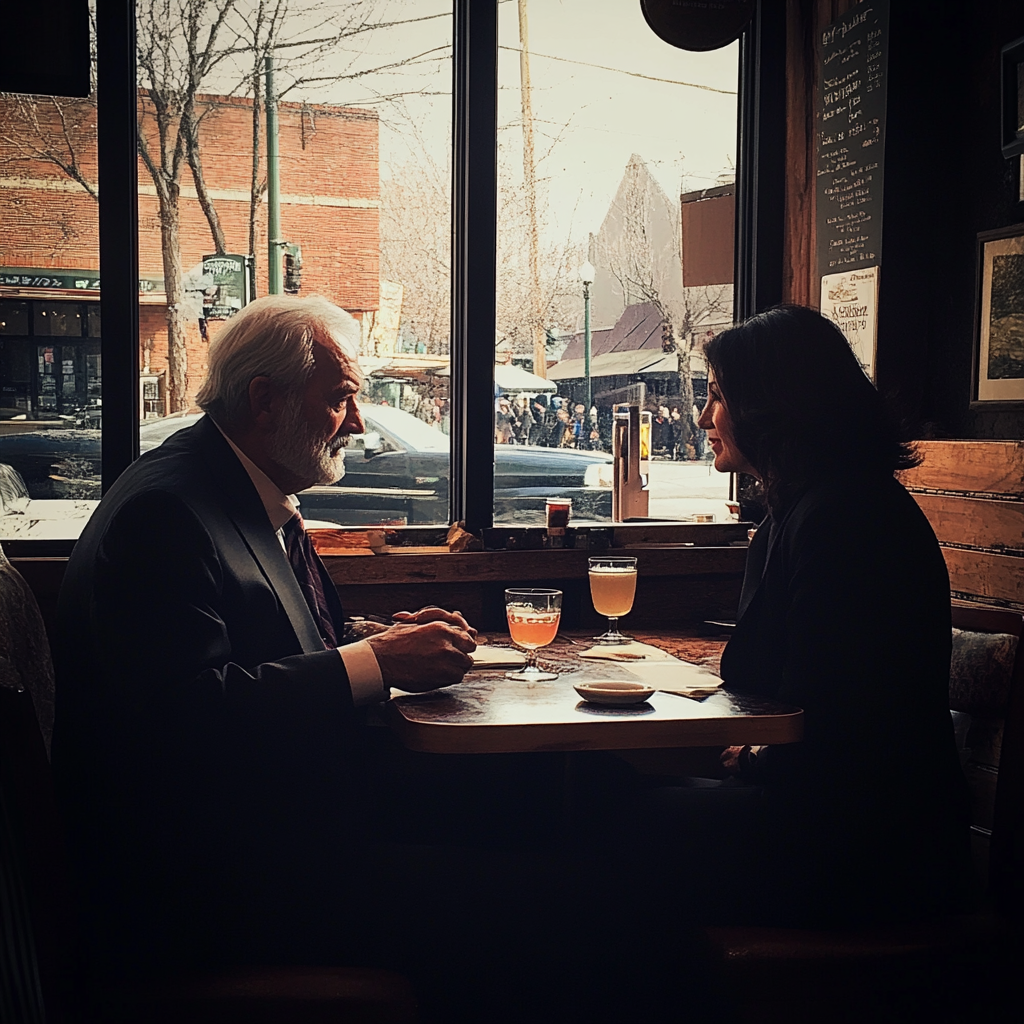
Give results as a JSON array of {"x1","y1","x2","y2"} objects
[{"x1": 322, "y1": 543, "x2": 746, "y2": 586}]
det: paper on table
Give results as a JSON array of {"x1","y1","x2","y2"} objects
[
  {"x1": 471, "y1": 645, "x2": 527, "y2": 669},
  {"x1": 578, "y1": 641, "x2": 678, "y2": 663},
  {"x1": 623, "y1": 659, "x2": 724, "y2": 698}
]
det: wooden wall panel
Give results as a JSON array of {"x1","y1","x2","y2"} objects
[
  {"x1": 900, "y1": 441, "x2": 1024, "y2": 497},
  {"x1": 942, "y1": 548, "x2": 1024, "y2": 606},
  {"x1": 913, "y1": 494, "x2": 1024, "y2": 553}
]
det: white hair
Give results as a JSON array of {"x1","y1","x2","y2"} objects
[{"x1": 196, "y1": 294, "x2": 362, "y2": 426}]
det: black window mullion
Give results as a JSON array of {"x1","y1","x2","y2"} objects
[
  {"x1": 734, "y1": 0, "x2": 786, "y2": 320},
  {"x1": 97, "y1": 0, "x2": 140, "y2": 492},
  {"x1": 450, "y1": 0, "x2": 498, "y2": 532}
]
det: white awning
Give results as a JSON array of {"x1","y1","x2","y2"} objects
[
  {"x1": 495, "y1": 363, "x2": 556, "y2": 392},
  {"x1": 547, "y1": 350, "x2": 678, "y2": 380}
]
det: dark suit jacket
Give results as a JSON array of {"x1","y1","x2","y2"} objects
[
  {"x1": 721, "y1": 472, "x2": 970, "y2": 925},
  {"x1": 52, "y1": 416, "x2": 365, "y2": 972}
]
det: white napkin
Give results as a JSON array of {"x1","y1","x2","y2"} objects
[
  {"x1": 471, "y1": 645, "x2": 527, "y2": 669},
  {"x1": 580, "y1": 642, "x2": 723, "y2": 699},
  {"x1": 625, "y1": 660, "x2": 724, "y2": 698},
  {"x1": 578, "y1": 640, "x2": 678, "y2": 663}
]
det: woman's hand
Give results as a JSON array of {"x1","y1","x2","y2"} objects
[
  {"x1": 720, "y1": 745, "x2": 749, "y2": 775},
  {"x1": 721, "y1": 745, "x2": 767, "y2": 777}
]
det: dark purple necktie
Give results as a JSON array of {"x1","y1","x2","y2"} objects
[{"x1": 281, "y1": 513, "x2": 344, "y2": 649}]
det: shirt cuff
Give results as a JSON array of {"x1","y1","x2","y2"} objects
[{"x1": 337, "y1": 639, "x2": 387, "y2": 705}]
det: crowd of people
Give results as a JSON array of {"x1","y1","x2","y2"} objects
[
  {"x1": 495, "y1": 394, "x2": 599, "y2": 449},
  {"x1": 494, "y1": 393, "x2": 706, "y2": 459}
]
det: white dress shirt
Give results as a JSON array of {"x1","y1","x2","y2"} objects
[{"x1": 215, "y1": 424, "x2": 386, "y2": 706}]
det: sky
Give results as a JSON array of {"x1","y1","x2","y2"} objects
[{"x1": 274, "y1": 0, "x2": 738, "y2": 250}]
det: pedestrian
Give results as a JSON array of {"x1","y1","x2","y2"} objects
[
  {"x1": 517, "y1": 395, "x2": 535, "y2": 444},
  {"x1": 545, "y1": 407, "x2": 573, "y2": 448},
  {"x1": 572, "y1": 403, "x2": 588, "y2": 449},
  {"x1": 652, "y1": 405, "x2": 670, "y2": 456},
  {"x1": 670, "y1": 406, "x2": 690, "y2": 460},
  {"x1": 495, "y1": 397, "x2": 517, "y2": 444},
  {"x1": 692, "y1": 403, "x2": 707, "y2": 459},
  {"x1": 530, "y1": 395, "x2": 549, "y2": 445}
]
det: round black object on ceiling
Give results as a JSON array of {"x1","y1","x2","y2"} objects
[{"x1": 640, "y1": 0, "x2": 756, "y2": 52}]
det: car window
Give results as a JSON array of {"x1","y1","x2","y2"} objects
[
  {"x1": 346, "y1": 429, "x2": 398, "y2": 455},
  {"x1": 360, "y1": 405, "x2": 448, "y2": 453}
]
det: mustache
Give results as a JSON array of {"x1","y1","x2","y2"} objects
[{"x1": 327, "y1": 433, "x2": 349, "y2": 455}]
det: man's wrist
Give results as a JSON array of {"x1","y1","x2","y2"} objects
[{"x1": 337, "y1": 639, "x2": 387, "y2": 706}]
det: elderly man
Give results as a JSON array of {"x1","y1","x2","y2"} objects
[{"x1": 52, "y1": 295, "x2": 477, "y2": 978}]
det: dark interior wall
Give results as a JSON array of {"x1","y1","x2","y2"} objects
[
  {"x1": 876, "y1": 0, "x2": 1024, "y2": 438},
  {"x1": 782, "y1": 1, "x2": 1024, "y2": 439}
]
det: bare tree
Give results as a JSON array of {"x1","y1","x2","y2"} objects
[
  {"x1": 0, "y1": 9, "x2": 99, "y2": 202},
  {"x1": 135, "y1": 0, "x2": 240, "y2": 410},
  {"x1": 495, "y1": 173, "x2": 584, "y2": 363},
  {"x1": 135, "y1": 0, "x2": 398, "y2": 408},
  {"x1": 379, "y1": 147, "x2": 451, "y2": 353},
  {"x1": 0, "y1": 95, "x2": 99, "y2": 201},
  {"x1": 596, "y1": 154, "x2": 732, "y2": 437}
]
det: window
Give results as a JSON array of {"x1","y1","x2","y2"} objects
[
  {"x1": 493, "y1": 1, "x2": 738, "y2": 524},
  {"x1": 2, "y1": 1, "x2": 755, "y2": 547},
  {"x1": 0, "y1": 34, "x2": 102, "y2": 539},
  {"x1": 133, "y1": 0, "x2": 453, "y2": 529}
]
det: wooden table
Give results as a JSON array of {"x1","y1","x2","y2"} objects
[{"x1": 384, "y1": 632, "x2": 803, "y2": 755}]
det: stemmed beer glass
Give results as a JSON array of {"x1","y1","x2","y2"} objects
[
  {"x1": 504, "y1": 588, "x2": 562, "y2": 681},
  {"x1": 588, "y1": 556, "x2": 637, "y2": 645}
]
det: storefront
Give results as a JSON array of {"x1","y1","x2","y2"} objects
[{"x1": 0, "y1": 297, "x2": 102, "y2": 425}]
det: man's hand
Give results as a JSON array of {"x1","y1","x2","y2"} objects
[
  {"x1": 391, "y1": 606, "x2": 478, "y2": 640},
  {"x1": 367, "y1": 620, "x2": 476, "y2": 692}
]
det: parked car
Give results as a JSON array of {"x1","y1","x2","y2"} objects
[{"x1": 0, "y1": 405, "x2": 613, "y2": 526}]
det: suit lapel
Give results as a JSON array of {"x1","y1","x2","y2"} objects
[{"x1": 193, "y1": 418, "x2": 326, "y2": 655}]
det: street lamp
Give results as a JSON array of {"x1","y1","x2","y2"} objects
[{"x1": 579, "y1": 260, "x2": 595, "y2": 414}]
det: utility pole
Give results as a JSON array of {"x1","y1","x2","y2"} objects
[
  {"x1": 265, "y1": 53, "x2": 283, "y2": 295},
  {"x1": 518, "y1": 0, "x2": 546, "y2": 378}
]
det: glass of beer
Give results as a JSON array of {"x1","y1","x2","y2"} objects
[
  {"x1": 505, "y1": 588, "x2": 562, "y2": 681},
  {"x1": 588, "y1": 556, "x2": 637, "y2": 644}
]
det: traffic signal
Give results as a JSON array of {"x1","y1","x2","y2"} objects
[
  {"x1": 661, "y1": 321, "x2": 675, "y2": 352},
  {"x1": 283, "y1": 244, "x2": 303, "y2": 294}
]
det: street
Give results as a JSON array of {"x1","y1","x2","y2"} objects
[{"x1": 645, "y1": 459, "x2": 733, "y2": 521}]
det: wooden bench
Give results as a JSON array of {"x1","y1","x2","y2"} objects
[{"x1": 705, "y1": 442, "x2": 1024, "y2": 1021}]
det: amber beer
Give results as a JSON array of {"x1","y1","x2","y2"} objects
[
  {"x1": 588, "y1": 565, "x2": 637, "y2": 617},
  {"x1": 504, "y1": 588, "x2": 562, "y2": 681},
  {"x1": 506, "y1": 608, "x2": 561, "y2": 649},
  {"x1": 588, "y1": 556, "x2": 637, "y2": 644}
]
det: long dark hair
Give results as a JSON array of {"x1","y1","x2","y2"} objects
[{"x1": 704, "y1": 305, "x2": 919, "y2": 510}]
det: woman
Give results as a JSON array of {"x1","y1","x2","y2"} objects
[{"x1": 689, "y1": 305, "x2": 970, "y2": 926}]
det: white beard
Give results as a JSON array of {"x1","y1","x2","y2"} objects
[{"x1": 267, "y1": 394, "x2": 347, "y2": 487}]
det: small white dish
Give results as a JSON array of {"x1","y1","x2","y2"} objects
[{"x1": 574, "y1": 681, "x2": 656, "y2": 706}]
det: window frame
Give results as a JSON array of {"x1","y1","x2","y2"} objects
[{"x1": 3, "y1": 0, "x2": 780, "y2": 555}]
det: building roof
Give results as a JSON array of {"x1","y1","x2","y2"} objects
[{"x1": 559, "y1": 301, "x2": 665, "y2": 362}]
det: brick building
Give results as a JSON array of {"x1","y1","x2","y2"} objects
[{"x1": 0, "y1": 92, "x2": 379, "y2": 420}]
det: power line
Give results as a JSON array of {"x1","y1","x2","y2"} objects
[{"x1": 498, "y1": 46, "x2": 736, "y2": 95}]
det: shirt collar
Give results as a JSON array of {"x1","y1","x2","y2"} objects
[{"x1": 212, "y1": 419, "x2": 298, "y2": 531}]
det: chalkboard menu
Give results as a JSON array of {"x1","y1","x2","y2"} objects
[{"x1": 816, "y1": 0, "x2": 889, "y2": 279}]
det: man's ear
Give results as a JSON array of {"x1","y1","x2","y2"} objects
[{"x1": 248, "y1": 375, "x2": 282, "y2": 429}]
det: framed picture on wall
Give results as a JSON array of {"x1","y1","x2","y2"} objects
[{"x1": 974, "y1": 224, "x2": 1024, "y2": 405}]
